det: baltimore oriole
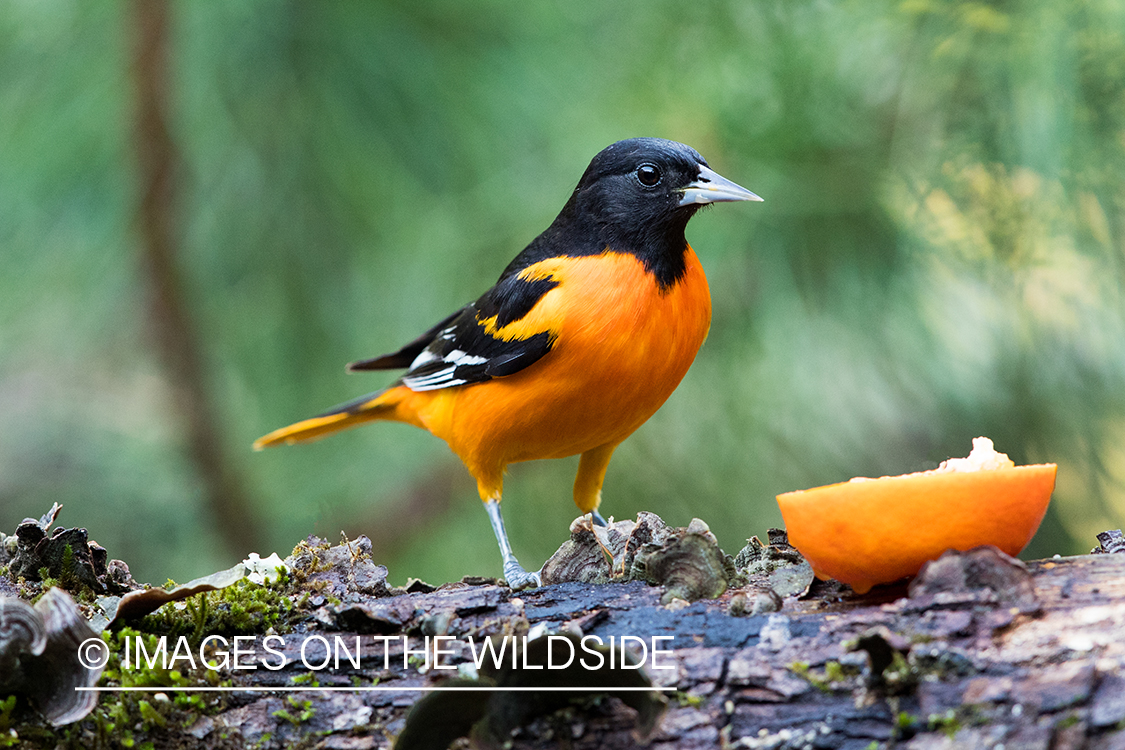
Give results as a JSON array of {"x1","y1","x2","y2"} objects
[{"x1": 254, "y1": 138, "x2": 761, "y2": 588}]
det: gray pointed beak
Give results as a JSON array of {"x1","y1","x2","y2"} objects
[{"x1": 678, "y1": 165, "x2": 763, "y2": 207}]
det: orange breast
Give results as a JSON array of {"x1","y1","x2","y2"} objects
[{"x1": 400, "y1": 248, "x2": 712, "y2": 478}]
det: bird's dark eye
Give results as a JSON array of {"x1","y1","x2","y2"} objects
[{"x1": 635, "y1": 163, "x2": 662, "y2": 187}]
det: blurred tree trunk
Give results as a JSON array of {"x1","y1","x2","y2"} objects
[{"x1": 131, "y1": 0, "x2": 260, "y2": 558}]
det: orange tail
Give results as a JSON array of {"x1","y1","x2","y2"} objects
[{"x1": 253, "y1": 387, "x2": 406, "y2": 450}]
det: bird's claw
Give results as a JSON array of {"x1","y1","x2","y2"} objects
[{"x1": 503, "y1": 560, "x2": 542, "y2": 590}]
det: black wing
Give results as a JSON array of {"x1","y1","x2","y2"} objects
[
  {"x1": 348, "y1": 310, "x2": 460, "y2": 371},
  {"x1": 348, "y1": 272, "x2": 560, "y2": 392}
]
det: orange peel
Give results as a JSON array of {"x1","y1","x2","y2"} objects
[{"x1": 776, "y1": 438, "x2": 1056, "y2": 594}]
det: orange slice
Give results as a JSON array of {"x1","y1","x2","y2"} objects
[{"x1": 776, "y1": 439, "x2": 1056, "y2": 594}]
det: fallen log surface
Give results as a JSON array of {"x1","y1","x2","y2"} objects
[{"x1": 2, "y1": 517, "x2": 1124, "y2": 749}]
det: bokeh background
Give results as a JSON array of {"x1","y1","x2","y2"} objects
[{"x1": 3, "y1": 0, "x2": 1124, "y2": 586}]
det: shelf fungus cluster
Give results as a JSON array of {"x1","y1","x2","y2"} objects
[
  {"x1": 540, "y1": 512, "x2": 733, "y2": 603},
  {"x1": 540, "y1": 512, "x2": 815, "y2": 608},
  {"x1": 1, "y1": 503, "x2": 138, "y2": 597},
  {"x1": 0, "y1": 589, "x2": 104, "y2": 726}
]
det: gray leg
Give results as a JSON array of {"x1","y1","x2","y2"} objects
[
  {"x1": 591, "y1": 509, "x2": 608, "y2": 527},
  {"x1": 484, "y1": 499, "x2": 541, "y2": 590}
]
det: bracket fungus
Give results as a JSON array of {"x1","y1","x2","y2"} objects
[
  {"x1": 0, "y1": 588, "x2": 104, "y2": 726},
  {"x1": 0, "y1": 598, "x2": 47, "y2": 694},
  {"x1": 6, "y1": 503, "x2": 138, "y2": 597},
  {"x1": 539, "y1": 513, "x2": 732, "y2": 604},
  {"x1": 631, "y1": 518, "x2": 731, "y2": 604}
]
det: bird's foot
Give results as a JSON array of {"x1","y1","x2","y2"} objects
[
  {"x1": 591, "y1": 509, "x2": 608, "y2": 527},
  {"x1": 503, "y1": 559, "x2": 542, "y2": 590},
  {"x1": 484, "y1": 497, "x2": 542, "y2": 589}
]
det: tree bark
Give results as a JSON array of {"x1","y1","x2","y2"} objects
[{"x1": 132, "y1": 0, "x2": 260, "y2": 557}]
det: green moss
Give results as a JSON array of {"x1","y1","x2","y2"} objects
[
  {"x1": 291, "y1": 672, "x2": 320, "y2": 687},
  {"x1": 26, "y1": 547, "x2": 98, "y2": 604},
  {"x1": 58, "y1": 544, "x2": 76, "y2": 588},
  {"x1": 136, "y1": 700, "x2": 166, "y2": 729},
  {"x1": 0, "y1": 695, "x2": 19, "y2": 748},
  {"x1": 185, "y1": 592, "x2": 209, "y2": 644},
  {"x1": 289, "y1": 538, "x2": 333, "y2": 585},
  {"x1": 7, "y1": 571, "x2": 305, "y2": 748},
  {"x1": 139, "y1": 577, "x2": 296, "y2": 647},
  {"x1": 272, "y1": 696, "x2": 316, "y2": 727},
  {"x1": 9, "y1": 627, "x2": 234, "y2": 749},
  {"x1": 892, "y1": 710, "x2": 921, "y2": 741},
  {"x1": 36, "y1": 567, "x2": 56, "y2": 592},
  {"x1": 672, "y1": 691, "x2": 704, "y2": 708},
  {"x1": 927, "y1": 709, "x2": 961, "y2": 737},
  {"x1": 823, "y1": 659, "x2": 860, "y2": 683},
  {"x1": 0, "y1": 696, "x2": 16, "y2": 731},
  {"x1": 882, "y1": 651, "x2": 916, "y2": 691},
  {"x1": 789, "y1": 660, "x2": 843, "y2": 693}
]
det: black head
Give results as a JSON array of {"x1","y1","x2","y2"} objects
[{"x1": 508, "y1": 138, "x2": 760, "y2": 288}]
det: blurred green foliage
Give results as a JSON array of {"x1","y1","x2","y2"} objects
[{"x1": 2, "y1": 0, "x2": 1123, "y2": 584}]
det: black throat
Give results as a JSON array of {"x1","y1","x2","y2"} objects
[{"x1": 500, "y1": 197, "x2": 699, "y2": 291}]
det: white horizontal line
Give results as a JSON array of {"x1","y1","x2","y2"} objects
[{"x1": 77, "y1": 686, "x2": 676, "y2": 693}]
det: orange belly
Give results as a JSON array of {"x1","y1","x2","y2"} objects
[{"x1": 395, "y1": 248, "x2": 712, "y2": 482}]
